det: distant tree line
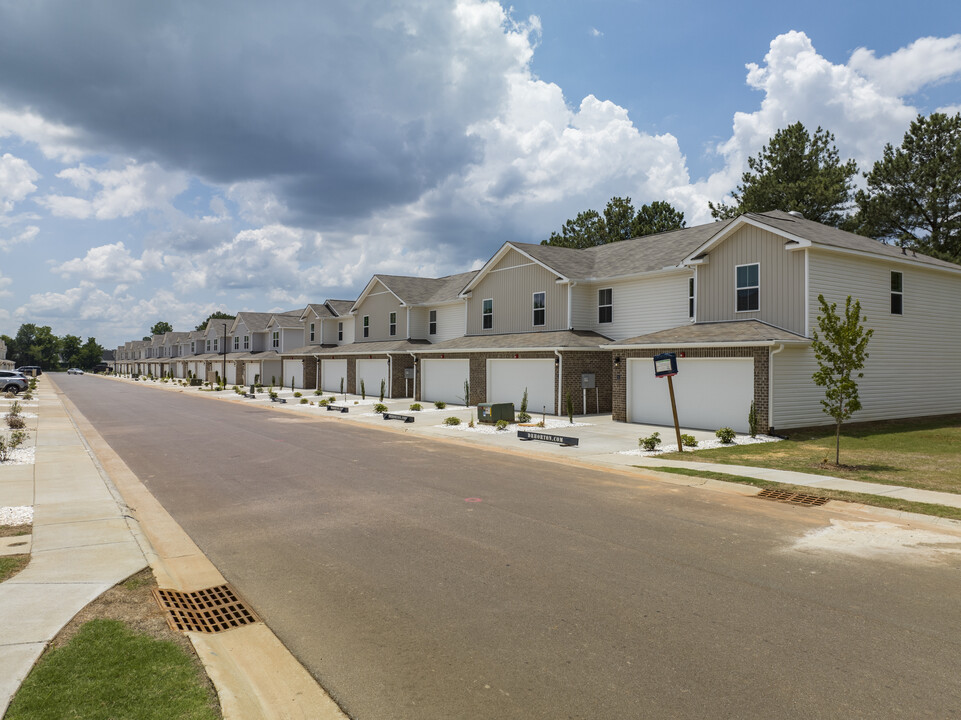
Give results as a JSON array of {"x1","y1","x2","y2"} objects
[
  {"x1": 544, "y1": 112, "x2": 961, "y2": 265},
  {"x1": 1, "y1": 324, "x2": 104, "y2": 370}
]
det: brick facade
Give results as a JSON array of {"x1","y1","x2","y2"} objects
[{"x1": 610, "y1": 346, "x2": 770, "y2": 432}]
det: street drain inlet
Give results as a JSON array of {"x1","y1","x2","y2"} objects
[
  {"x1": 756, "y1": 488, "x2": 829, "y2": 507},
  {"x1": 153, "y1": 584, "x2": 260, "y2": 634}
]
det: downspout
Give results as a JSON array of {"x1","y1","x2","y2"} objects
[
  {"x1": 567, "y1": 281, "x2": 576, "y2": 329},
  {"x1": 312, "y1": 353, "x2": 322, "y2": 391},
  {"x1": 409, "y1": 351, "x2": 418, "y2": 401},
  {"x1": 387, "y1": 354, "x2": 392, "y2": 400},
  {"x1": 406, "y1": 307, "x2": 411, "y2": 340},
  {"x1": 768, "y1": 343, "x2": 785, "y2": 433},
  {"x1": 554, "y1": 349, "x2": 562, "y2": 417}
]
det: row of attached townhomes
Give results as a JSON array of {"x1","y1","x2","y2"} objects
[{"x1": 114, "y1": 211, "x2": 961, "y2": 434}]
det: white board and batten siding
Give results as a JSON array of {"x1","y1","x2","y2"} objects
[
  {"x1": 421, "y1": 359, "x2": 470, "y2": 404},
  {"x1": 628, "y1": 357, "x2": 754, "y2": 433},
  {"x1": 321, "y1": 359, "x2": 347, "y2": 393},
  {"x1": 570, "y1": 273, "x2": 693, "y2": 340},
  {"x1": 487, "y1": 359, "x2": 555, "y2": 415},
  {"x1": 772, "y1": 250, "x2": 961, "y2": 429},
  {"x1": 357, "y1": 359, "x2": 390, "y2": 398}
]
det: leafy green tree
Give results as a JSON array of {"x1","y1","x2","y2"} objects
[
  {"x1": 194, "y1": 311, "x2": 234, "y2": 332},
  {"x1": 150, "y1": 321, "x2": 173, "y2": 335},
  {"x1": 854, "y1": 112, "x2": 961, "y2": 263},
  {"x1": 710, "y1": 122, "x2": 858, "y2": 227},
  {"x1": 12, "y1": 324, "x2": 62, "y2": 369},
  {"x1": 60, "y1": 334, "x2": 83, "y2": 367},
  {"x1": 543, "y1": 197, "x2": 685, "y2": 247},
  {"x1": 811, "y1": 294, "x2": 874, "y2": 465},
  {"x1": 78, "y1": 338, "x2": 105, "y2": 369}
]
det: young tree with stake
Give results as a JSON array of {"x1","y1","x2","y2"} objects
[{"x1": 811, "y1": 295, "x2": 873, "y2": 464}]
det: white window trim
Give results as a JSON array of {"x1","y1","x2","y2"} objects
[
  {"x1": 598, "y1": 287, "x2": 613, "y2": 324},
  {"x1": 233, "y1": 336, "x2": 239, "y2": 350},
  {"x1": 735, "y1": 262, "x2": 760, "y2": 313},
  {"x1": 243, "y1": 335, "x2": 250, "y2": 350},
  {"x1": 429, "y1": 309, "x2": 437, "y2": 335},
  {"x1": 389, "y1": 312, "x2": 397, "y2": 336},
  {"x1": 482, "y1": 298, "x2": 493, "y2": 330},
  {"x1": 310, "y1": 323, "x2": 315, "y2": 342},
  {"x1": 688, "y1": 278, "x2": 695, "y2": 319},
  {"x1": 532, "y1": 291, "x2": 546, "y2": 327},
  {"x1": 891, "y1": 270, "x2": 904, "y2": 315},
  {"x1": 272, "y1": 331, "x2": 280, "y2": 348},
  {"x1": 363, "y1": 315, "x2": 370, "y2": 338},
  {"x1": 206, "y1": 340, "x2": 211, "y2": 352},
  {"x1": 338, "y1": 322, "x2": 343, "y2": 341}
]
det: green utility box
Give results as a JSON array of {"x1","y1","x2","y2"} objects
[{"x1": 478, "y1": 402, "x2": 515, "y2": 424}]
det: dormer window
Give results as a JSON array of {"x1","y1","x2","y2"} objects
[
  {"x1": 243, "y1": 335, "x2": 249, "y2": 350},
  {"x1": 735, "y1": 263, "x2": 759, "y2": 312},
  {"x1": 206, "y1": 340, "x2": 211, "y2": 352},
  {"x1": 233, "y1": 336, "x2": 239, "y2": 351},
  {"x1": 272, "y1": 331, "x2": 279, "y2": 348}
]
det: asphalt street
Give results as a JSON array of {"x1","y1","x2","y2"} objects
[{"x1": 58, "y1": 376, "x2": 961, "y2": 719}]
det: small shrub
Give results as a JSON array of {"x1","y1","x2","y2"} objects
[
  {"x1": 715, "y1": 427, "x2": 737, "y2": 444},
  {"x1": 409, "y1": 403, "x2": 422, "y2": 411},
  {"x1": 300, "y1": 398, "x2": 309, "y2": 404},
  {"x1": 517, "y1": 411, "x2": 531, "y2": 423},
  {"x1": 379, "y1": 379, "x2": 385, "y2": 403},
  {"x1": 748, "y1": 401, "x2": 759, "y2": 438},
  {"x1": 443, "y1": 416, "x2": 461, "y2": 426},
  {"x1": 268, "y1": 390, "x2": 278, "y2": 399},
  {"x1": 0, "y1": 437, "x2": 8, "y2": 463},
  {"x1": 6, "y1": 414, "x2": 26, "y2": 430},
  {"x1": 318, "y1": 399, "x2": 330, "y2": 406},
  {"x1": 271, "y1": 375, "x2": 276, "y2": 387},
  {"x1": 314, "y1": 389, "x2": 323, "y2": 396},
  {"x1": 680, "y1": 433, "x2": 698, "y2": 448},
  {"x1": 10, "y1": 429, "x2": 28, "y2": 447},
  {"x1": 9, "y1": 401, "x2": 22, "y2": 416},
  {"x1": 374, "y1": 403, "x2": 388, "y2": 413},
  {"x1": 360, "y1": 379, "x2": 366, "y2": 399},
  {"x1": 536, "y1": 421, "x2": 546, "y2": 428},
  {"x1": 3, "y1": 392, "x2": 14, "y2": 399},
  {"x1": 434, "y1": 400, "x2": 446, "y2": 409},
  {"x1": 639, "y1": 431, "x2": 662, "y2": 452},
  {"x1": 294, "y1": 392, "x2": 303, "y2": 398},
  {"x1": 328, "y1": 395, "x2": 336, "y2": 402},
  {"x1": 495, "y1": 419, "x2": 509, "y2": 431},
  {"x1": 339, "y1": 377, "x2": 344, "y2": 394},
  {"x1": 468, "y1": 413, "x2": 475, "y2": 428}
]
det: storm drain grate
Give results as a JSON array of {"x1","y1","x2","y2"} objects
[
  {"x1": 152, "y1": 584, "x2": 260, "y2": 634},
  {"x1": 756, "y1": 488, "x2": 830, "y2": 507}
]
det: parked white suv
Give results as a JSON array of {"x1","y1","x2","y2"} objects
[
  {"x1": 0, "y1": 370, "x2": 29, "y2": 394},
  {"x1": 67, "y1": 368, "x2": 85, "y2": 375}
]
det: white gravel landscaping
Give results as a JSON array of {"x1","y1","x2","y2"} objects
[
  {"x1": 0, "y1": 445, "x2": 36, "y2": 465},
  {"x1": 618, "y1": 433, "x2": 781, "y2": 456},
  {"x1": 441, "y1": 418, "x2": 593, "y2": 435},
  {"x1": 0, "y1": 506, "x2": 33, "y2": 525}
]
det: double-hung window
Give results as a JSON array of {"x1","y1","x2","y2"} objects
[
  {"x1": 213, "y1": 339, "x2": 219, "y2": 352},
  {"x1": 689, "y1": 278, "x2": 695, "y2": 319},
  {"x1": 309, "y1": 323, "x2": 315, "y2": 342},
  {"x1": 532, "y1": 292, "x2": 546, "y2": 326},
  {"x1": 191, "y1": 341, "x2": 195, "y2": 354},
  {"x1": 891, "y1": 271, "x2": 903, "y2": 315},
  {"x1": 735, "y1": 263, "x2": 759, "y2": 312},
  {"x1": 206, "y1": 340, "x2": 211, "y2": 352},
  {"x1": 429, "y1": 310, "x2": 437, "y2": 335},
  {"x1": 233, "y1": 336, "x2": 239, "y2": 351},
  {"x1": 243, "y1": 335, "x2": 249, "y2": 350},
  {"x1": 272, "y1": 331, "x2": 279, "y2": 348},
  {"x1": 389, "y1": 312, "x2": 397, "y2": 336},
  {"x1": 338, "y1": 322, "x2": 343, "y2": 341},
  {"x1": 363, "y1": 316, "x2": 370, "y2": 338},
  {"x1": 482, "y1": 299, "x2": 493, "y2": 330},
  {"x1": 598, "y1": 288, "x2": 613, "y2": 324}
]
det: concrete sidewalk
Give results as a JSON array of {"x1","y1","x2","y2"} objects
[{"x1": 0, "y1": 378, "x2": 346, "y2": 719}]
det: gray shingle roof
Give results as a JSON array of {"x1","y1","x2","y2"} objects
[
  {"x1": 326, "y1": 300, "x2": 355, "y2": 315},
  {"x1": 294, "y1": 339, "x2": 433, "y2": 355},
  {"x1": 371, "y1": 270, "x2": 478, "y2": 306},
  {"x1": 303, "y1": 303, "x2": 336, "y2": 320},
  {"x1": 607, "y1": 320, "x2": 809, "y2": 347},
  {"x1": 423, "y1": 329, "x2": 612, "y2": 351}
]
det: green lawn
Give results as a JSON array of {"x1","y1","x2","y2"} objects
[
  {"x1": 0, "y1": 554, "x2": 29, "y2": 583},
  {"x1": 6, "y1": 619, "x2": 219, "y2": 720},
  {"x1": 659, "y1": 414, "x2": 961, "y2": 495}
]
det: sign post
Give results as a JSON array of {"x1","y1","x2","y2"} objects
[{"x1": 653, "y1": 353, "x2": 683, "y2": 453}]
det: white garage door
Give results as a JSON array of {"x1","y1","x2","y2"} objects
[
  {"x1": 357, "y1": 359, "x2": 389, "y2": 398},
  {"x1": 421, "y1": 359, "x2": 469, "y2": 405},
  {"x1": 262, "y1": 360, "x2": 283, "y2": 387},
  {"x1": 628, "y1": 357, "x2": 754, "y2": 433},
  {"x1": 246, "y1": 362, "x2": 260, "y2": 386},
  {"x1": 321, "y1": 360, "x2": 347, "y2": 393},
  {"x1": 226, "y1": 362, "x2": 237, "y2": 385},
  {"x1": 283, "y1": 359, "x2": 304, "y2": 389},
  {"x1": 487, "y1": 359, "x2": 555, "y2": 415}
]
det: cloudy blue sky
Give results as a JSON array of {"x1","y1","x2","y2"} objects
[{"x1": 0, "y1": 0, "x2": 959, "y2": 348}]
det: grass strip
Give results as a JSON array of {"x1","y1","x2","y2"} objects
[
  {"x1": 6, "y1": 619, "x2": 219, "y2": 720},
  {"x1": 642, "y1": 466, "x2": 961, "y2": 522},
  {"x1": 0, "y1": 554, "x2": 29, "y2": 583}
]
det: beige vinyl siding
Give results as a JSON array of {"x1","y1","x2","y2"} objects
[
  {"x1": 570, "y1": 272, "x2": 693, "y2": 340},
  {"x1": 467, "y1": 248, "x2": 567, "y2": 334},
  {"x1": 426, "y1": 303, "x2": 464, "y2": 342},
  {"x1": 409, "y1": 307, "x2": 428, "y2": 338},
  {"x1": 355, "y1": 282, "x2": 407, "y2": 341},
  {"x1": 697, "y1": 225, "x2": 805, "y2": 334},
  {"x1": 772, "y1": 250, "x2": 961, "y2": 429},
  {"x1": 321, "y1": 318, "x2": 339, "y2": 344}
]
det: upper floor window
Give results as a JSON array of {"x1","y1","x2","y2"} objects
[
  {"x1": 272, "y1": 331, "x2": 279, "y2": 348},
  {"x1": 735, "y1": 263, "x2": 759, "y2": 312},
  {"x1": 688, "y1": 278, "x2": 695, "y2": 319},
  {"x1": 429, "y1": 310, "x2": 437, "y2": 335},
  {"x1": 243, "y1": 335, "x2": 249, "y2": 350},
  {"x1": 482, "y1": 299, "x2": 493, "y2": 330},
  {"x1": 310, "y1": 323, "x2": 315, "y2": 342},
  {"x1": 598, "y1": 288, "x2": 613, "y2": 324},
  {"x1": 213, "y1": 338, "x2": 219, "y2": 352},
  {"x1": 389, "y1": 312, "x2": 397, "y2": 336},
  {"x1": 191, "y1": 341, "x2": 195, "y2": 353},
  {"x1": 363, "y1": 316, "x2": 370, "y2": 338},
  {"x1": 532, "y1": 292, "x2": 546, "y2": 326},
  {"x1": 206, "y1": 340, "x2": 211, "y2": 352},
  {"x1": 338, "y1": 322, "x2": 343, "y2": 341},
  {"x1": 233, "y1": 336, "x2": 240, "y2": 351},
  {"x1": 891, "y1": 271, "x2": 903, "y2": 315}
]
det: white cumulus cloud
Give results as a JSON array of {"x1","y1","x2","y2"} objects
[
  {"x1": 0, "y1": 152, "x2": 39, "y2": 214},
  {"x1": 0, "y1": 224, "x2": 38, "y2": 252},
  {"x1": 849, "y1": 35, "x2": 961, "y2": 97},
  {"x1": 53, "y1": 241, "x2": 163, "y2": 283}
]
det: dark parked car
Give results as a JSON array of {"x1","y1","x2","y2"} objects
[
  {"x1": 0, "y1": 370, "x2": 29, "y2": 394},
  {"x1": 15, "y1": 366, "x2": 42, "y2": 377}
]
